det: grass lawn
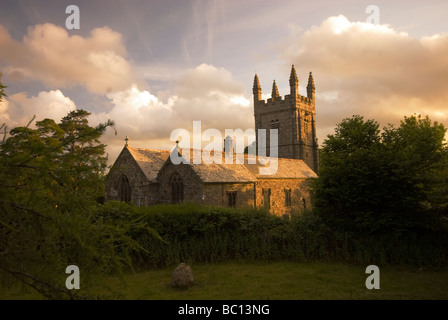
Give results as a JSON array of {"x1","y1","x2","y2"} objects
[
  {"x1": 95, "y1": 261, "x2": 448, "y2": 300},
  {"x1": 3, "y1": 261, "x2": 448, "y2": 300}
]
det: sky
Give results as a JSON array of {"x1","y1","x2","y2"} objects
[{"x1": 1, "y1": 0, "x2": 448, "y2": 163}]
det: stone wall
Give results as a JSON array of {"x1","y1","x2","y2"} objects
[
  {"x1": 202, "y1": 183, "x2": 255, "y2": 208},
  {"x1": 256, "y1": 178, "x2": 312, "y2": 216}
]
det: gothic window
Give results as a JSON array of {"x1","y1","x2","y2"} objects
[
  {"x1": 170, "y1": 171, "x2": 184, "y2": 203},
  {"x1": 284, "y1": 188, "x2": 292, "y2": 207},
  {"x1": 263, "y1": 188, "x2": 271, "y2": 209},
  {"x1": 270, "y1": 119, "x2": 279, "y2": 129},
  {"x1": 118, "y1": 174, "x2": 131, "y2": 203},
  {"x1": 227, "y1": 191, "x2": 237, "y2": 208}
]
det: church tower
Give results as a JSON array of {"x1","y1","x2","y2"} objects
[{"x1": 253, "y1": 65, "x2": 319, "y2": 172}]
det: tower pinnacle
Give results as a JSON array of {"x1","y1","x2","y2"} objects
[
  {"x1": 307, "y1": 72, "x2": 315, "y2": 99},
  {"x1": 271, "y1": 80, "x2": 279, "y2": 99},
  {"x1": 289, "y1": 64, "x2": 298, "y2": 84},
  {"x1": 253, "y1": 74, "x2": 261, "y2": 91},
  {"x1": 289, "y1": 64, "x2": 299, "y2": 97},
  {"x1": 253, "y1": 74, "x2": 262, "y2": 102}
]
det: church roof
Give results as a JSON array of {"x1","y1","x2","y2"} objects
[
  {"x1": 189, "y1": 151, "x2": 256, "y2": 183},
  {"x1": 167, "y1": 149, "x2": 316, "y2": 182},
  {"x1": 127, "y1": 147, "x2": 170, "y2": 182},
  {"x1": 244, "y1": 155, "x2": 318, "y2": 179},
  {"x1": 123, "y1": 147, "x2": 317, "y2": 184}
]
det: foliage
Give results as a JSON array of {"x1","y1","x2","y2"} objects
[
  {"x1": 313, "y1": 114, "x2": 448, "y2": 234},
  {"x1": 94, "y1": 202, "x2": 448, "y2": 268},
  {"x1": 0, "y1": 107, "x2": 149, "y2": 299}
]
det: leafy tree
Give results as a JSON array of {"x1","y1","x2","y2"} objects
[
  {"x1": 0, "y1": 102, "x2": 147, "y2": 299},
  {"x1": 313, "y1": 114, "x2": 448, "y2": 234},
  {"x1": 381, "y1": 115, "x2": 448, "y2": 226}
]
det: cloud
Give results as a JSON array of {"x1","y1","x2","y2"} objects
[
  {"x1": 1, "y1": 62, "x2": 253, "y2": 162},
  {"x1": 0, "y1": 23, "x2": 136, "y2": 94},
  {"x1": 0, "y1": 90, "x2": 76, "y2": 127},
  {"x1": 94, "y1": 64, "x2": 254, "y2": 159},
  {"x1": 105, "y1": 63, "x2": 251, "y2": 135},
  {"x1": 172, "y1": 64, "x2": 252, "y2": 130},
  {"x1": 278, "y1": 15, "x2": 448, "y2": 140}
]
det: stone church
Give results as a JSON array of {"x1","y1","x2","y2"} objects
[{"x1": 105, "y1": 65, "x2": 319, "y2": 216}]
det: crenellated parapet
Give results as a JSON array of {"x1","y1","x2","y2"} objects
[{"x1": 253, "y1": 65, "x2": 315, "y2": 108}]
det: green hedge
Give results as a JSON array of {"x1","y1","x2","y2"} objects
[{"x1": 94, "y1": 202, "x2": 448, "y2": 269}]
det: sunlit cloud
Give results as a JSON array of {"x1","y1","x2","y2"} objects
[
  {"x1": 0, "y1": 23, "x2": 136, "y2": 94},
  {"x1": 0, "y1": 89, "x2": 76, "y2": 127},
  {"x1": 278, "y1": 15, "x2": 448, "y2": 140}
]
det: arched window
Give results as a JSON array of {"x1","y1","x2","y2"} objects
[
  {"x1": 119, "y1": 174, "x2": 131, "y2": 203},
  {"x1": 170, "y1": 171, "x2": 184, "y2": 203}
]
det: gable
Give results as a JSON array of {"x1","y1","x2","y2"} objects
[
  {"x1": 106, "y1": 147, "x2": 170, "y2": 184},
  {"x1": 127, "y1": 148, "x2": 170, "y2": 183}
]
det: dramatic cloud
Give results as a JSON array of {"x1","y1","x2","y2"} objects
[
  {"x1": 278, "y1": 15, "x2": 448, "y2": 141},
  {"x1": 172, "y1": 64, "x2": 252, "y2": 129},
  {"x1": 3, "y1": 14, "x2": 447, "y2": 164},
  {"x1": 0, "y1": 23, "x2": 136, "y2": 94},
  {"x1": 91, "y1": 64, "x2": 253, "y2": 160},
  {"x1": 0, "y1": 62, "x2": 253, "y2": 162},
  {"x1": 0, "y1": 90, "x2": 76, "y2": 127}
]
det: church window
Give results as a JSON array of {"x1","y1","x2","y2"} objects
[
  {"x1": 284, "y1": 188, "x2": 292, "y2": 207},
  {"x1": 227, "y1": 191, "x2": 237, "y2": 207},
  {"x1": 170, "y1": 171, "x2": 184, "y2": 203},
  {"x1": 263, "y1": 188, "x2": 271, "y2": 209},
  {"x1": 119, "y1": 174, "x2": 131, "y2": 203}
]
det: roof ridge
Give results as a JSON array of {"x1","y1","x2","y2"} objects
[
  {"x1": 129, "y1": 147, "x2": 171, "y2": 153},
  {"x1": 129, "y1": 146, "x2": 309, "y2": 162}
]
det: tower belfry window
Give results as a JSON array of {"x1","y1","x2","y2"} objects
[{"x1": 270, "y1": 119, "x2": 279, "y2": 129}]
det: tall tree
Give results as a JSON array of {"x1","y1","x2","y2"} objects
[
  {"x1": 381, "y1": 115, "x2": 448, "y2": 226},
  {"x1": 313, "y1": 114, "x2": 448, "y2": 234},
  {"x1": 0, "y1": 106, "x2": 143, "y2": 299}
]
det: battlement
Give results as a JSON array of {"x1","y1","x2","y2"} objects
[
  {"x1": 255, "y1": 93, "x2": 314, "y2": 106},
  {"x1": 253, "y1": 65, "x2": 315, "y2": 108}
]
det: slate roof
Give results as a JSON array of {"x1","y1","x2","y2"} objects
[
  {"x1": 125, "y1": 147, "x2": 317, "y2": 183},
  {"x1": 244, "y1": 155, "x2": 318, "y2": 179}
]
